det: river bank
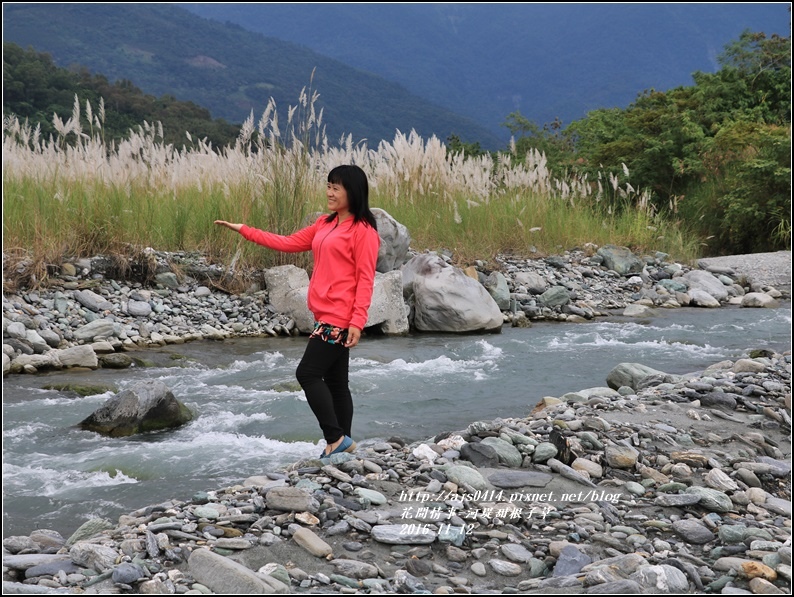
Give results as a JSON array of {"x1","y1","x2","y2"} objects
[{"x1": 3, "y1": 249, "x2": 791, "y2": 377}]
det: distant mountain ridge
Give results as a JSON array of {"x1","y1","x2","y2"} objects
[
  {"x1": 2, "y1": 3, "x2": 504, "y2": 148},
  {"x1": 183, "y1": 3, "x2": 791, "y2": 139}
]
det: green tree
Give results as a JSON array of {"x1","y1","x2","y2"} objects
[
  {"x1": 562, "y1": 30, "x2": 790, "y2": 254},
  {"x1": 3, "y1": 42, "x2": 241, "y2": 150},
  {"x1": 692, "y1": 31, "x2": 790, "y2": 127},
  {"x1": 694, "y1": 121, "x2": 791, "y2": 253},
  {"x1": 501, "y1": 111, "x2": 574, "y2": 172},
  {"x1": 446, "y1": 134, "x2": 488, "y2": 158}
]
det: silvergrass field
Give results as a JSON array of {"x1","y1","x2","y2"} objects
[{"x1": 2, "y1": 89, "x2": 702, "y2": 289}]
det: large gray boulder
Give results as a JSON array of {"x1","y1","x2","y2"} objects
[
  {"x1": 740, "y1": 292, "x2": 779, "y2": 308},
  {"x1": 688, "y1": 288, "x2": 722, "y2": 308},
  {"x1": 263, "y1": 265, "x2": 313, "y2": 333},
  {"x1": 263, "y1": 265, "x2": 409, "y2": 335},
  {"x1": 373, "y1": 208, "x2": 411, "y2": 272},
  {"x1": 78, "y1": 380, "x2": 193, "y2": 437},
  {"x1": 367, "y1": 270, "x2": 410, "y2": 334},
  {"x1": 607, "y1": 363, "x2": 674, "y2": 390},
  {"x1": 403, "y1": 254, "x2": 503, "y2": 333},
  {"x1": 683, "y1": 270, "x2": 729, "y2": 302}
]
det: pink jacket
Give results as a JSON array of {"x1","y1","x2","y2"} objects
[{"x1": 239, "y1": 216, "x2": 380, "y2": 330}]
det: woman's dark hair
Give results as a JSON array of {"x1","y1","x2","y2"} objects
[{"x1": 326, "y1": 165, "x2": 377, "y2": 230}]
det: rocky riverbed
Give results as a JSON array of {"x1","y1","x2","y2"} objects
[
  {"x1": 2, "y1": 349, "x2": 791, "y2": 594},
  {"x1": 3, "y1": 248, "x2": 791, "y2": 376},
  {"x1": 2, "y1": 248, "x2": 792, "y2": 594}
]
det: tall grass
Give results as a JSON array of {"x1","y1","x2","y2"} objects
[{"x1": 3, "y1": 91, "x2": 701, "y2": 290}]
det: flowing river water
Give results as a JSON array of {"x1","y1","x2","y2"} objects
[{"x1": 2, "y1": 304, "x2": 791, "y2": 539}]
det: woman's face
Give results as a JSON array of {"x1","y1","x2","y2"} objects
[{"x1": 326, "y1": 182, "x2": 350, "y2": 218}]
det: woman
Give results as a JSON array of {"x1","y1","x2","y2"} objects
[{"x1": 214, "y1": 165, "x2": 380, "y2": 458}]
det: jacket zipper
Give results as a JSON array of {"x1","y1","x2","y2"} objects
[{"x1": 316, "y1": 218, "x2": 340, "y2": 271}]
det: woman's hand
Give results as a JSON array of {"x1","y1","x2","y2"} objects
[
  {"x1": 214, "y1": 220, "x2": 243, "y2": 232},
  {"x1": 345, "y1": 326, "x2": 362, "y2": 348}
]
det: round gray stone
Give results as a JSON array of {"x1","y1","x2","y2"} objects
[{"x1": 672, "y1": 519, "x2": 716, "y2": 544}]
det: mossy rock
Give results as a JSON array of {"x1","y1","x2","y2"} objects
[
  {"x1": 749, "y1": 348, "x2": 775, "y2": 359},
  {"x1": 272, "y1": 381, "x2": 302, "y2": 393},
  {"x1": 43, "y1": 383, "x2": 117, "y2": 397},
  {"x1": 98, "y1": 353, "x2": 133, "y2": 369},
  {"x1": 131, "y1": 357, "x2": 158, "y2": 368}
]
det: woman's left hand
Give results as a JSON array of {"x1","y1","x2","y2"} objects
[{"x1": 345, "y1": 326, "x2": 362, "y2": 348}]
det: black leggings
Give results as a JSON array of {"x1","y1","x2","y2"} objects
[{"x1": 295, "y1": 337, "x2": 352, "y2": 444}]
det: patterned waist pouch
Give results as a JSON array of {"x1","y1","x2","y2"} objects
[{"x1": 309, "y1": 321, "x2": 349, "y2": 345}]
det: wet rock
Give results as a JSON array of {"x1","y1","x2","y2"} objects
[
  {"x1": 78, "y1": 380, "x2": 193, "y2": 437},
  {"x1": 98, "y1": 352, "x2": 134, "y2": 369}
]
